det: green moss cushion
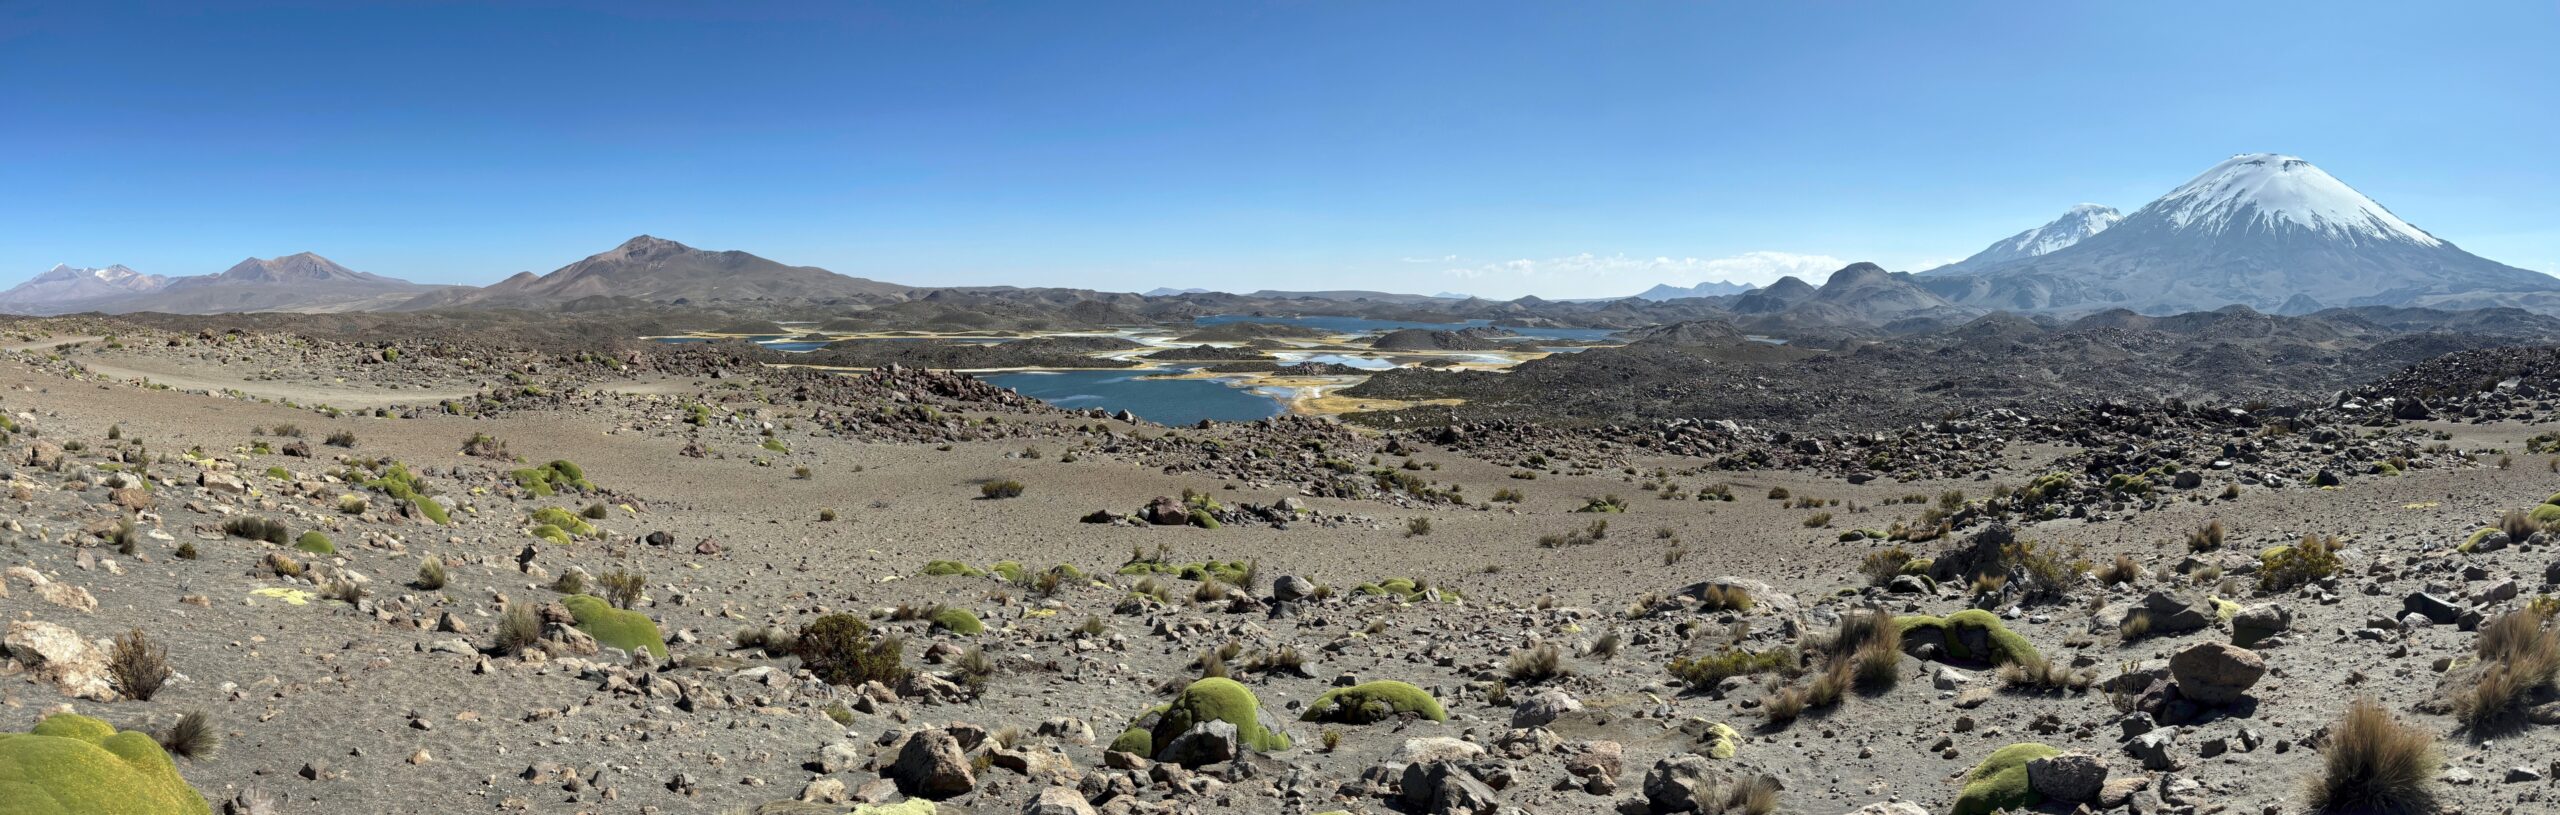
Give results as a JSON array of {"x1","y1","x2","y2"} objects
[
  {"x1": 293, "y1": 531, "x2": 334, "y2": 555},
  {"x1": 921, "y1": 560, "x2": 984, "y2": 578},
  {"x1": 1894, "y1": 609, "x2": 2039, "y2": 666},
  {"x1": 561, "y1": 594, "x2": 668, "y2": 659},
  {"x1": 1152, "y1": 677, "x2": 1290, "y2": 753},
  {"x1": 530, "y1": 507, "x2": 595, "y2": 538},
  {"x1": 930, "y1": 608, "x2": 984, "y2": 636},
  {"x1": 1302, "y1": 681, "x2": 1449, "y2": 724},
  {"x1": 0, "y1": 714, "x2": 212, "y2": 815},
  {"x1": 1951, "y1": 742, "x2": 2061, "y2": 815}
]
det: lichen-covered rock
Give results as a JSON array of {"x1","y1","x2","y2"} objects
[{"x1": 0, "y1": 713, "x2": 213, "y2": 815}]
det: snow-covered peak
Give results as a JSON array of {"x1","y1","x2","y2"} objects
[
  {"x1": 2149, "y1": 153, "x2": 2442, "y2": 247},
  {"x1": 2000, "y1": 204, "x2": 2123, "y2": 257}
]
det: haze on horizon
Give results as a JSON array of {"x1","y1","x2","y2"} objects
[{"x1": 4, "y1": 0, "x2": 2556, "y2": 299}]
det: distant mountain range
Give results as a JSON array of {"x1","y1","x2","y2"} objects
[
  {"x1": 1633, "y1": 280, "x2": 1758, "y2": 301},
  {"x1": 0, "y1": 253, "x2": 451, "y2": 315},
  {"x1": 1918, "y1": 153, "x2": 2560, "y2": 315},
  {"x1": 10, "y1": 154, "x2": 2554, "y2": 319}
]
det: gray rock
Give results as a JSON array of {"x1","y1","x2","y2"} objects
[
  {"x1": 1157, "y1": 720, "x2": 1239, "y2": 767},
  {"x1": 2025, "y1": 752, "x2": 2108, "y2": 802},
  {"x1": 2403, "y1": 592, "x2": 2464, "y2": 625},
  {"x1": 1023, "y1": 786, "x2": 1098, "y2": 815},
  {"x1": 2230, "y1": 604, "x2": 2291, "y2": 647},
  {"x1": 886, "y1": 728, "x2": 976, "y2": 799},
  {"x1": 1641, "y1": 755, "x2": 1718, "y2": 813},
  {"x1": 1272, "y1": 575, "x2": 1315, "y2": 602},
  {"x1": 2169, "y1": 642, "x2": 2265, "y2": 704},
  {"x1": 1511, "y1": 689, "x2": 1582, "y2": 728},
  {"x1": 2128, "y1": 728, "x2": 2182, "y2": 771}
]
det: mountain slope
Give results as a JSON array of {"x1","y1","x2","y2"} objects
[
  {"x1": 405, "y1": 235, "x2": 909, "y2": 309},
  {"x1": 0, "y1": 264, "x2": 168, "y2": 312},
  {"x1": 1633, "y1": 280, "x2": 1757, "y2": 301},
  {"x1": 1924, "y1": 204, "x2": 2121, "y2": 275},
  {"x1": 5, "y1": 253, "x2": 449, "y2": 315},
  {"x1": 1922, "y1": 154, "x2": 2559, "y2": 315}
]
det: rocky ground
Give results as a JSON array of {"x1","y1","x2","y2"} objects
[{"x1": 5, "y1": 316, "x2": 2560, "y2": 815}]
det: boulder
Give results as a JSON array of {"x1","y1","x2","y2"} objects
[
  {"x1": 2025, "y1": 752, "x2": 2108, "y2": 802},
  {"x1": 1511, "y1": 689, "x2": 1582, "y2": 728},
  {"x1": 1272, "y1": 575, "x2": 1315, "y2": 603},
  {"x1": 1641, "y1": 755, "x2": 1719, "y2": 813},
  {"x1": 4, "y1": 620, "x2": 118, "y2": 700},
  {"x1": 2168, "y1": 642, "x2": 2265, "y2": 704},
  {"x1": 2135, "y1": 592, "x2": 2213, "y2": 635},
  {"x1": 2230, "y1": 604, "x2": 2291, "y2": 647},
  {"x1": 1157, "y1": 720, "x2": 1239, "y2": 767},
  {"x1": 887, "y1": 728, "x2": 976, "y2": 799},
  {"x1": 1023, "y1": 786, "x2": 1096, "y2": 815}
]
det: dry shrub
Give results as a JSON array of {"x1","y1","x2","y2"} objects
[
  {"x1": 1700, "y1": 584, "x2": 1754, "y2": 612},
  {"x1": 2096, "y1": 555, "x2": 2142, "y2": 586},
  {"x1": 494, "y1": 604, "x2": 542, "y2": 656},
  {"x1": 1506, "y1": 642, "x2": 1568, "y2": 683},
  {"x1": 2500, "y1": 508, "x2": 2540, "y2": 543},
  {"x1": 1858, "y1": 545, "x2": 1914, "y2": 586},
  {"x1": 2186, "y1": 519, "x2": 2226, "y2": 552},
  {"x1": 2454, "y1": 611, "x2": 2560, "y2": 728},
  {"x1": 2305, "y1": 698, "x2": 2437, "y2": 814},
  {"x1": 600, "y1": 569, "x2": 647, "y2": 609},
  {"x1": 110, "y1": 628, "x2": 171, "y2": 701},
  {"x1": 1760, "y1": 686, "x2": 1809, "y2": 723},
  {"x1": 158, "y1": 711, "x2": 219, "y2": 760}
]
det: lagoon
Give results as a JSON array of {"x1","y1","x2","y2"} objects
[{"x1": 980, "y1": 367, "x2": 1286, "y2": 425}]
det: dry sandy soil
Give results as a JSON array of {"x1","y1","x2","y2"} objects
[{"x1": 4, "y1": 325, "x2": 2558, "y2": 815}]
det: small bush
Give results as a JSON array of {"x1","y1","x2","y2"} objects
[
  {"x1": 2186, "y1": 519, "x2": 2226, "y2": 552},
  {"x1": 222, "y1": 516, "x2": 290, "y2": 545},
  {"x1": 1803, "y1": 512, "x2": 1832, "y2": 528},
  {"x1": 1405, "y1": 517, "x2": 1432, "y2": 537},
  {"x1": 808, "y1": 615, "x2": 921, "y2": 686},
  {"x1": 2259, "y1": 535, "x2": 2342, "y2": 592},
  {"x1": 415, "y1": 556, "x2": 448, "y2": 590},
  {"x1": 980, "y1": 479, "x2": 1025, "y2": 499},
  {"x1": 2454, "y1": 611, "x2": 2560, "y2": 728},
  {"x1": 1505, "y1": 642, "x2": 1569, "y2": 683},
  {"x1": 1668, "y1": 648, "x2": 1796, "y2": 689},
  {"x1": 2305, "y1": 698, "x2": 2437, "y2": 814},
  {"x1": 599, "y1": 569, "x2": 648, "y2": 609},
  {"x1": 324, "y1": 429, "x2": 357, "y2": 448},
  {"x1": 157, "y1": 711, "x2": 219, "y2": 760},
  {"x1": 109, "y1": 628, "x2": 171, "y2": 701},
  {"x1": 494, "y1": 604, "x2": 541, "y2": 655}
]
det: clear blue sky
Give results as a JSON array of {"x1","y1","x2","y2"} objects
[{"x1": 4, "y1": 1, "x2": 2554, "y2": 298}]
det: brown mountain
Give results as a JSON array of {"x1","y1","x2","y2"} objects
[
  {"x1": 403, "y1": 235, "x2": 909, "y2": 309},
  {"x1": 61, "y1": 252, "x2": 450, "y2": 314}
]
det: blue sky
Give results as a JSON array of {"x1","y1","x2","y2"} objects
[{"x1": 4, "y1": 1, "x2": 2554, "y2": 299}]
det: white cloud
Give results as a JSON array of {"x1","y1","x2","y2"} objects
[{"x1": 1438, "y1": 251, "x2": 1853, "y2": 294}]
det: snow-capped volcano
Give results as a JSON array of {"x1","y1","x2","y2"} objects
[
  {"x1": 0, "y1": 263, "x2": 169, "y2": 311},
  {"x1": 1918, "y1": 153, "x2": 2560, "y2": 315},
  {"x1": 2150, "y1": 153, "x2": 2439, "y2": 247},
  {"x1": 1926, "y1": 204, "x2": 2122, "y2": 275}
]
